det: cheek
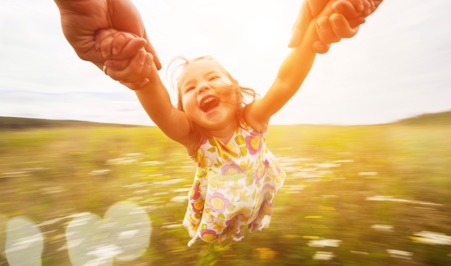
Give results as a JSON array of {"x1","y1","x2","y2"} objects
[
  {"x1": 181, "y1": 94, "x2": 195, "y2": 111},
  {"x1": 214, "y1": 77, "x2": 232, "y2": 87},
  {"x1": 222, "y1": 88, "x2": 240, "y2": 105}
]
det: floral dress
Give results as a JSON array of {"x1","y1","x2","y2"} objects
[{"x1": 183, "y1": 121, "x2": 285, "y2": 246}]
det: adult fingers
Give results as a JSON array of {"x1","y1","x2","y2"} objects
[
  {"x1": 333, "y1": 0, "x2": 361, "y2": 19},
  {"x1": 144, "y1": 37, "x2": 162, "y2": 70},
  {"x1": 104, "y1": 59, "x2": 130, "y2": 71},
  {"x1": 316, "y1": 16, "x2": 341, "y2": 44},
  {"x1": 362, "y1": 0, "x2": 371, "y2": 16},
  {"x1": 330, "y1": 14, "x2": 359, "y2": 39},
  {"x1": 348, "y1": 17, "x2": 366, "y2": 29},
  {"x1": 374, "y1": 0, "x2": 383, "y2": 8},
  {"x1": 367, "y1": 0, "x2": 383, "y2": 15},
  {"x1": 106, "y1": 50, "x2": 153, "y2": 84},
  {"x1": 109, "y1": 33, "x2": 147, "y2": 60},
  {"x1": 361, "y1": 0, "x2": 378, "y2": 16},
  {"x1": 288, "y1": 0, "x2": 329, "y2": 47},
  {"x1": 332, "y1": 0, "x2": 366, "y2": 27}
]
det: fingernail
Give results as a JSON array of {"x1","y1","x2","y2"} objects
[
  {"x1": 141, "y1": 38, "x2": 148, "y2": 44},
  {"x1": 357, "y1": 1, "x2": 364, "y2": 12},
  {"x1": 101, "y1": 49, "x2": 109, "y2": 58},
  {"x1": 138, "y1": 50, "x2": 146, "y2": 64}
]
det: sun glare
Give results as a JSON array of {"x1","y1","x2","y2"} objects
[{"x1": 243, "y1": 15, "x2": 282, "y2": 51}]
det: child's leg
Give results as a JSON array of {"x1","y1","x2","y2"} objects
[{"x1": 249, "y1": 194, "x2": 274, "y2": 232}]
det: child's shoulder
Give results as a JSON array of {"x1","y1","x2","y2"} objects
[
  {"x1": 241, "y1": 116, "x2": 268, "y2": 136},
  {"x1": 241, "y1": 102, "x2": 270, "y2": 134}
]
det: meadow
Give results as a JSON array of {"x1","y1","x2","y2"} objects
[{"x1": 0, "y1": 113, "x2": 450, "y2": 265}]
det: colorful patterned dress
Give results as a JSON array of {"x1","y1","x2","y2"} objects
[{"x1": 183, "y1": 121, "x2": 285, "y2": 246}]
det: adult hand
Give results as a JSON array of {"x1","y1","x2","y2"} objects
[
  {"x1": 289, "y1": 0, "x2": 383, "y2": 53},
  {"x1": 54, "y1": 0, "x2": 161, "y2": 70}
]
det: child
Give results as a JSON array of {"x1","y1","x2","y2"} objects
[{"x1": 95, "y1": 0, "x2": 380, "y2": 246}]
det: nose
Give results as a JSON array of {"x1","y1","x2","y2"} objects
[{"x1": 197, "y1": 82, "x2": 211, "y2": 94}]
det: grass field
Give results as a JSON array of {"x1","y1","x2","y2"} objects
[{"x1": 0, "y1": 113, "x2": 450, "y2": 265}]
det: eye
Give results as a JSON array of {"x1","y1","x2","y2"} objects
[{"x1": 184, "y1": 86, "x2": 195, "y2": 93}]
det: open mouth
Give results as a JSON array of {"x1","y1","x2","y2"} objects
[{"x1": 200, "y1": 95, "x2": 220, "y2": 112}]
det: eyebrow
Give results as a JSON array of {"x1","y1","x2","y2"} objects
[{"x1": 204, "y1": 70, "x2": 219, "y2": 76}]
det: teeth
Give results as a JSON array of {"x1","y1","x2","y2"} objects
[{"x1": 201, "y1": 97, "x2": 215, "y2": 108}]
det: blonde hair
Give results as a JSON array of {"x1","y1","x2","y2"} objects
[{"x1": 167, "y1": 56, "x2": 258, "y2": 117}]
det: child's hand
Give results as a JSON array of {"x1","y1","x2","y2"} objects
[
  {"x1": 103, "y1": 46, "x2": 158, "y2": 91},
  {"x1": 106, "y1": 49, "x2": 159, "y2": 91},
  {"x1": 55, "y1": 0, "x2": 161, "y2": 70},
  {"x1": 95, "y1": 29, "x2": 158, "y2": 90},
  {"x1": 289, "y1": 0, "x2": 383, "y2": 53},
  {"x1": 95, "y1": 29, "x2": 147, "y2": 71}
]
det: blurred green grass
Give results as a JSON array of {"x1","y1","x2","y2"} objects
[{"x1": 0, "y1": 113, "x2": 450, "y2": 265}]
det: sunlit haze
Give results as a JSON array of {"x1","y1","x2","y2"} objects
[{"x1": 1, "y1": 0, "x2": 450, "y2": 125}]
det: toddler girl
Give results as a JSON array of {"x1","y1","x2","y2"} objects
[{"x1": 95, "y1": 0, "x2": 380, "y2": 246}]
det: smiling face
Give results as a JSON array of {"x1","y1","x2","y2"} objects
[{"x1": 177, "y1": 58, "x2": 240, "y2": 131}]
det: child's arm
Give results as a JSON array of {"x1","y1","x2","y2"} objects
[
  {"x1": 96, "y1": 30, "x2": 193, "y2": 146},
  {"x1": 245, "y1": 0, "x2": 371, "y2": 131},
  {"x1": 243, "y1": 22, "x2": 318, "y2": 132},
  {"x1": 129, "y1": 53, "x2": 193, "y2": 146}
]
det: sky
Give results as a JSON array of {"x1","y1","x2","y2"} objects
[{"x1": 0, "y1": 0, "x2": 450, "y2": 126}]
